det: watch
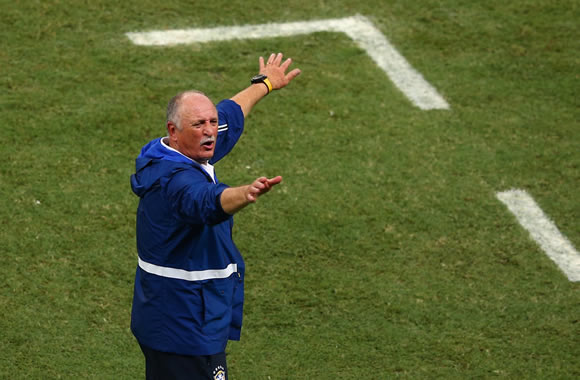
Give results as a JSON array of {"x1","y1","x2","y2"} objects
[{"x1": 250, "y1": 74, "x2": 273, "y2": 94}]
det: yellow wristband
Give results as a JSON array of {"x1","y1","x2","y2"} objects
[{"x1": 263, "y1": 78, "x2": 273, "y2": 93}]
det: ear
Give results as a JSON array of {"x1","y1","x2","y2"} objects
[{"x1": 167, "y1": 121, "x2": 178, "y2": 141}]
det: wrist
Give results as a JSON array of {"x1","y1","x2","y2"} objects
[{"x1": 250, "y1": 74, "x2": 272, "y2": 94}]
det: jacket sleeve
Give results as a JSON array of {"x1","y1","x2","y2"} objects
[
  {"x1": 163, "y1": 168, "x2": 231, "y2": 225},
  {"x1": 210, "y1": 99, "x2": 245, "y2": 164}
]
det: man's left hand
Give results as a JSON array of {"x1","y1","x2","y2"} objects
[{"x1": 259, "y1": 53, "x2": 301, "y2": 90}]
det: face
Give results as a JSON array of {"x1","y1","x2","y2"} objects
[{"x1": 167, "y1": 93, "x2": 218, "y2": 164}]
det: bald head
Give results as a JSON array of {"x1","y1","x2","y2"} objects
[{"x1": 166, "y1": 90, "x2": 211, "y2": 130}]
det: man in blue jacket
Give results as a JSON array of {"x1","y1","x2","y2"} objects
[{"x1": 130, "y1": 53, "x2": 300, "y2": 379}]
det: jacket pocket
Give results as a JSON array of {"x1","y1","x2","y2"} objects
[{"x1": 201, "y1": 277, "x2": 235, "y2": 336}]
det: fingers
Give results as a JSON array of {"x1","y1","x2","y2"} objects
[
  {"x1": 247, "y1": 176, "x2": 282, "y2": 201},
  {"x1": 264, "y1": 53, "x2": 295, "y2": 72},
  {"x1": 286, "y1": 68, "x2": 302, "y2": 82},
  {"x1": 246, "y1": 193, "x2": 257, "y2": 203},
  {"x1": 280, "y1": 57, "x2": 292, "y2": 71},
  {"x1": 267, "y1": 176, "x2": 283, "y2": 186},
  {"x1": 260, "y1": 176, "x2": 283, "y2": 191},
  {"x1": 247, "y1": 178, "x2": 266, "y2": 200},
  {"x1": 254, "y1": 177, "x2": 270, "y2": 193},
  {"x1": 260, "y1": 53, "x2": 278, "y2": 70}
]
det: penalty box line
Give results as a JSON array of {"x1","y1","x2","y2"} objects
[{"x1": 126, "y1": 14, "x2": 450, "y2": 111}]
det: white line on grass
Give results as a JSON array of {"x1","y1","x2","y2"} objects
[
  {"x1": 496, "y1": 189, "x2": 580, "y2": 282},
  {"x1": 126, "y1": 15, "x2": 450, "y2": 110}
]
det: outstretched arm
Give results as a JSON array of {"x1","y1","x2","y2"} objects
[
  {"x1": 220, "y1": 176, "x2": 283, "y2": 215},
  {"x1": 231, "y1": 53, "x2": 301, "y2": 117}
]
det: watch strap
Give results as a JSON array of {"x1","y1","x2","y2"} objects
[
  {"x1": 262, "y1": 77, "x2": 273, "y2": 93},
  {"x1": 251, "y1": 74, "x2": 273, "y2": 94}
]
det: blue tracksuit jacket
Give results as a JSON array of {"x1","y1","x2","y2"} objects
[{"x1": 130, "y1": 99, "x2": 246, "y2": 356}]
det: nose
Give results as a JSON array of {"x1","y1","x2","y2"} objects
[{"x1": 202, "y1": 120, "x2": 215, "y2": 133}]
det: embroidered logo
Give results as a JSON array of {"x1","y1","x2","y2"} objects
[{"x1": 213, "y1": 365, "x2": 226, "y2": 380}]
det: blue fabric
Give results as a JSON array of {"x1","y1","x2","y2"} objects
[
  {"x1": 212, "y1": 99, "x2": 245, "y2": 164},
  {"x1": 130, "y1": 99, "x2": 246, "y2": 356}
]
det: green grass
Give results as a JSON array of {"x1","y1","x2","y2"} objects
[{"x1": 1, "y1": 0, "x2": 578, "y2": 378}]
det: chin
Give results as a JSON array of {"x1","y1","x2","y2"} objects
[{"x1": 200, "y1": 153, "x2": 214, "y2": 163}]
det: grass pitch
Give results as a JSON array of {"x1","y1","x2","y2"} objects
[{"x1": 0, "y1": 0, "x2": 578, "y2": 378}]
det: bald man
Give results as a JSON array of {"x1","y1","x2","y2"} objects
[{"x1": 130, "y1": 54, "x2": 300, "y2": 379}]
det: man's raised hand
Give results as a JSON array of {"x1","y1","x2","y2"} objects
[{"x1": 259, "y1": 53, "x2": 301, "y2": 90}]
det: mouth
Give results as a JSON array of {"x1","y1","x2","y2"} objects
[{"x1": 201, "y1": 138, "x2": 215, "y2": 150}]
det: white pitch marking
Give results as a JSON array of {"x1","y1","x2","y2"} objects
[
  {"x1": 126, "y1": 15, "x2": 449, "y2": 110},
  {"x1": 496, "y1": 189, "x2": 580, "y2": 282}
]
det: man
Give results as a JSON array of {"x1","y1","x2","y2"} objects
[{"x1": 130, "y1": 53, "x2": 300, "y2": 379}]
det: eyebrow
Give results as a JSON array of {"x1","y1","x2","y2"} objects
[{"x1": 192, "y1": 118, "x2": 218, "y2": 124}]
